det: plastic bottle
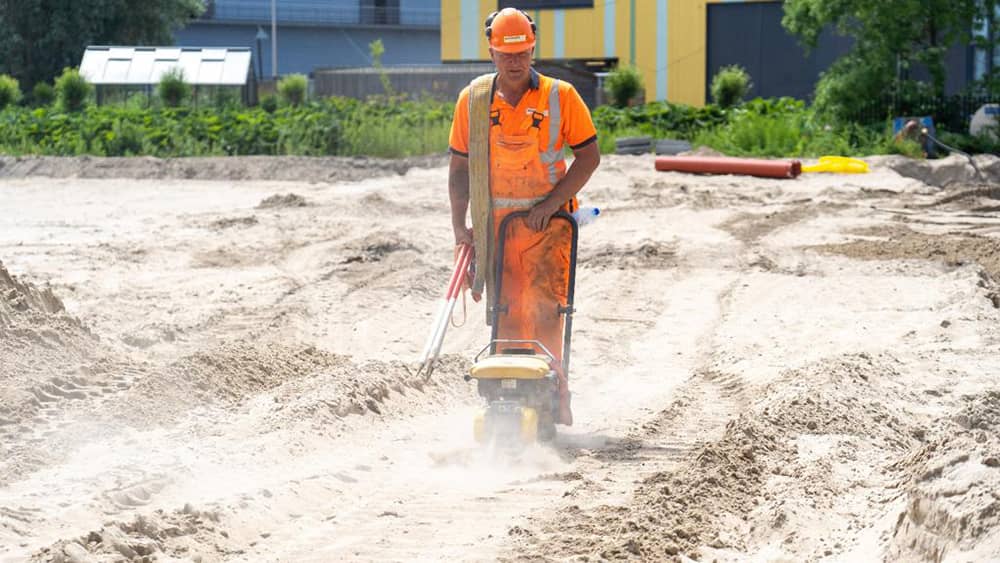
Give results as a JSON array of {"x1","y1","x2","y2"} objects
[{"x1": 572, "y1": 206, "x2": 600, "y2": 226}]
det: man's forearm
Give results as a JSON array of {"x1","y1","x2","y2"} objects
[{"x1": 448, "y1": 157, "x2": 471, "y2": 233}]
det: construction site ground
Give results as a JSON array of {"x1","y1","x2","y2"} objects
[{"x1": 1, "y1": 153, "x2": 999, "y2": 562}]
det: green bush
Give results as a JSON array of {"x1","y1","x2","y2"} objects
[
  {"x1": 55, "y1": 68, "x2": 93, "y2": 112},
  {"x1": 102, "y1": 119, "x2": 146, "y2": 156},
  {"x1": 710, "y1": 65, "x2": 751, "y2": 109},
  {"x1": 604, "y1": 65, "x2": 644, "y2": 108},
  {"x1": 210, "y1": 87, "x2": 241, "y2": 109},
  {"x1": 278, "y1": 74, "x2": 308, "y2": 106},
  {"x1": 32, "y1": 82, "x2": 56, "y2": 107},
  {"x1": 259, "y1": 94, "x2": 279, "y2": 113},
  {"x1": 0, "y1": 75, "x2": 22, "y2": 110},
  {"x1": 157, "y1": 68, "x2": 190, "y2": 107},
  {"x1": 0, "y1": 96, "x2": 454, "y2": 158}
]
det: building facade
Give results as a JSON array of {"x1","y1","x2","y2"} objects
[
  {"x1": 174, "y1": 0, "x2": 442, "y2": 78},
  {"x1": 441, "y1": 0, "x2": 986, "y2": 106}
]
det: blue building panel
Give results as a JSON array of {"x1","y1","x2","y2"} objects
[{"x1": 176, "y1": 0, "x2": 441, "y2": 77}]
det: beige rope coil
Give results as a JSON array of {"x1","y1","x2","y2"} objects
[{"x1": 467, "y1": 73, "x2": 495, "y2": 322}]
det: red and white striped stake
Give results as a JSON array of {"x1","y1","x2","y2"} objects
[{"x1": 417, "y1": 243, "x2": 473, "y2": 377}]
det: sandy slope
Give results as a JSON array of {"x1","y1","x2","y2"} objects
[{"x1": 0, "y1": 153, "x2": 998, "y2": 562}]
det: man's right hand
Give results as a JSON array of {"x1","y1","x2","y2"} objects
[{"x1": 454, "y1": 226, "x2": 474, "y2": 248}]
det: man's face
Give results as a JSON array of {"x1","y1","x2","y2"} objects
[{"x1": 491, "y1": 47, "x2": 534, "y2": 82}]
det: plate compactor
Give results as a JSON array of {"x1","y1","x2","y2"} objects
[
  {"x1": 417, "y1": 210, "x2": 579, "y2": 448},
  {"x1": 466, "y1": 211, "x2": 579, "y2": 448}
]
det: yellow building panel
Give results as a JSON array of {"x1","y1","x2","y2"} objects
[
  {"x1": 668, "y1": 0, "x2": 709, "y2": 106},
  {"x1": 478, "y1": 0, "x2": 494, "y2": 60},
  {"x1": 536, "y1": 10, "x2": 554, "y2": 60},
  {"x1": 616, "y1": 0, "x2": 631, "y2": 65},
  {"x1": 634, "y1": 0, "x2": 658, "y2": 103},
  {"x1": 564, "y1": 7, "x2": 602, "y2": 59},
  {"x1": 441, "y1": 0, "x2": 461, "y2": 61}
]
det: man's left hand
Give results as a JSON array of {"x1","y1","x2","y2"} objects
[{"x1": 526, "y1": 199, "x2": 561, "y2": 232}]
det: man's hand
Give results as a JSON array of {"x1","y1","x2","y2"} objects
[
  {"x1": 454, "y1": 226, "x2": 474, "y2": 247},
  {"x1": 526, "y1": 199, "x2": 561, "y2": 232}
]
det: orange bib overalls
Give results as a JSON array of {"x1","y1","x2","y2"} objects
[{"x1": 490, "y1": 77, "x2": 575, "y2": 391}]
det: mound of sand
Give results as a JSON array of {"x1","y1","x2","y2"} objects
[
  {"x1": 881, "y1": 154, "x2": 1000, "y2": 188},
  {"x1": 808, "y1": 226, "x2": 1000, "y2": 308},
  {"x1": 256, "y1": 193, "x2": 307, "y2": 209},
  {"x1": 32, "y1": 504, "x2": 238, "y2": 563},
  {"x1": 0, "y1": 262, "x2": 99, "y2": 423},
  {"x1": 888, "y1": 390, "x2": 1000, "y2": 561},
  {"x1": 512, "y1": 354, "x2": 919, "y2": 560},
  {"x1": 582, "y1": 240, "x2": 678, "y2": 270},
  {"x1": 0, "y1": 154, "x2": 449, "y2": 183},
  {"x1": 0, "y1": 261, "x2": 71, "y2": 329}
]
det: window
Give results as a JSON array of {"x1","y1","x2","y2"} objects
[{"x1": 362, "y1": 0, "x2": 400, "y2": 25}]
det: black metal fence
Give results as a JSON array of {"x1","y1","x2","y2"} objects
[{"x1": 854, "y1": 94, "x2": 999, "y2": 133}]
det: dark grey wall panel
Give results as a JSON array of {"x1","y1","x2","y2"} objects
[
  {"x1": 706, "y1": 1, "x2": 973, "y2": 104},
  {"x1": 706, "y1": 1, "x2": 853, "y2": 103}
]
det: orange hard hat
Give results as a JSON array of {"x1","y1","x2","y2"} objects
[{"x1": 485, "y1": 8, "x2": 537, "y2": 53}]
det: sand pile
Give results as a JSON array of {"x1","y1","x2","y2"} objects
[
  {"x1": 888, "y1": 390, "x2": 1000, "y2": 561},
  {"x1": 884, "y1": 154, "x2": 1000, "y2": 188},
  {"x1": 0, "y1": 262, "x2": 100, "y2": 425},
  {"x1": 32, "y1": 504, "x2": 238, "y2": 563},
  {"x1": 511, "y1": 354, "x2": 919, "y2": 560},
  {"x1": 256, "y1": 193, "x2": 307, "y2": 209},
  {"x1": 810, "y1": 226, "x2": 1000, "y2": 308},
  {"x1": 0, "y1": 154, "x2": 449, "y2": 183},
  {"x1": 582, "y1": 240, "x2": 678, "y2": 270}
]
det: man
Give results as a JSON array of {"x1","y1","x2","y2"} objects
[{"x1": 447, "y1": 7, "x2": 600, "y2": 425}]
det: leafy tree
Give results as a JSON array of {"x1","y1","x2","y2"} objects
[
  {"x1": 783, "y1": 0, "x2": 996, "y2": 118},
  {"x1": 0, "y1": 0, "x2": 204, "y2": 90}
]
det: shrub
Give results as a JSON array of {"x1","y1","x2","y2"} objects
[
  {"x1": 32, "y1": 82, "x2": 56, "y2": 107},
  {"x1": 277, "y1": 74, "x2": 308, "y2": 106},
  {"x1": 211, "y1": 87, "x2": 241, "y2": 109},
  {"x1": 103, "y1": 118, "x2": 145, "y2": 156},
  {"x1": 0, "y1": 75, "x2": 22, "y2": 110},
  {"x1": 368, "y1": 39, "x2": 395, "y2": 96},
  {"x1": 259, "y1": 94, "x2": 279, "y2": 113},
  {"x1": 157, "y1": 68, "x2": 191, "y2": 107},
  {"x1": 55, "y1": 68, "x2": 93, "y2": 112},
  {"x1": 710, "y1": 65, "x2": 751, "y2": 109},
  {"x1": 604, "y1": 65, "x2": 644, "y2": 108}
]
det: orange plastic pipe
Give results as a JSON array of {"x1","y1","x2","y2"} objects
[{"x1": 655, "y1": 156, "x2": 802, "y2": 179}]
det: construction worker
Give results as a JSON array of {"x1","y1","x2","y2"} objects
[{"x1": 448, "y1": 7, "x2": 600, "y2": 425}]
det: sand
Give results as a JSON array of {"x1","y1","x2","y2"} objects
[{"x1": 0, "y1": 153, "x2": 998, "y2": 562}]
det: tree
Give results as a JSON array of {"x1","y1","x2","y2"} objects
[
  {"x1": 783, "y1": 0, "x2": 996, "y2": 118},
  {"x1": 0, "y1": 0, "x2": 204, "y2": 91}
]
